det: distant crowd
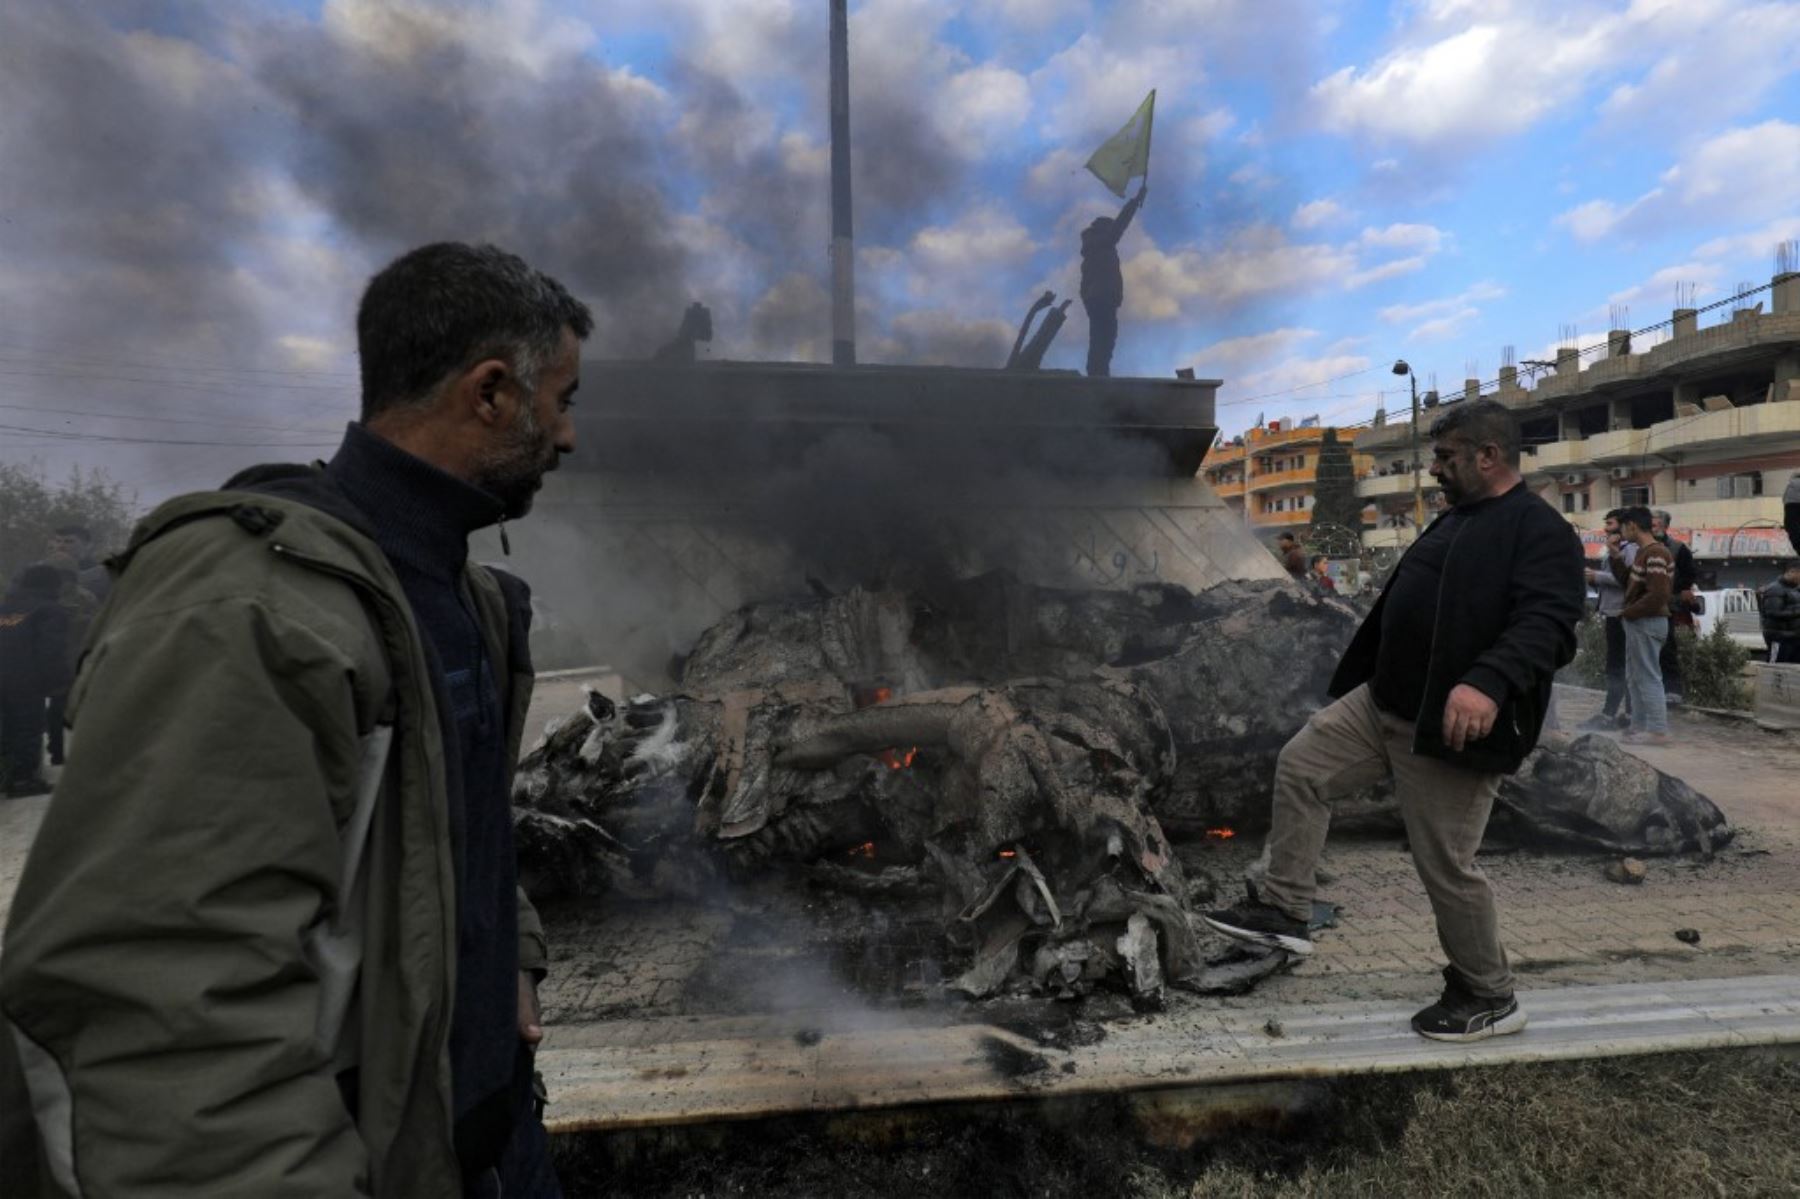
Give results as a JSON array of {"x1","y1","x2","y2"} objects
[{"x1": 0, "y1": 525, "x2": 111, "y2": 797}]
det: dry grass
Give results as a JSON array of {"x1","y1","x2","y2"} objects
[
  {"x1": 1163, "y1": 1050, "x2": 1800, "y2": 1199},
  {"x1": 558, "y1": 1049, "x2": 1800, "y2": 1198}
]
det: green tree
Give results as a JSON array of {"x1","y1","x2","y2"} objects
[
  {"x1": 1309, "y1": 427, "x2": 1363, "y2": 533},
  {"x1": 0, "y1": 463, "x2": 136, "y2": 587}
]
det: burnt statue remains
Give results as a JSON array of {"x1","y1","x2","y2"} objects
[{"x1": 509, "y1": 363, "x2": 1729, "y2": 1010}]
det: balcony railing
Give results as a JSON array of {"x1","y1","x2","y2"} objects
[
  {"x1": 1246, "y1": 466, "x2": 1315, "y2": 492},
  {"x1": 1356, "y1": 472, "x2": 1431, "y2": 499},
  {"x1": 1582, "y1": 428, "x2": 1651, "y2": 463},
  {"x1": 1646, "y1": 400, "x2": 1800, "y2": 456},
  {"x1": 1522, "y1": 438, "x2": 1590, "y2": 473},
  {"x1": 1248, "y1": 507, "x2": 1313, "y2": 527}
]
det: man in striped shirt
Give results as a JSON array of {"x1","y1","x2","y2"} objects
[{"x1": 1617, "y1": 505, "x2": 1673, "y2": 744}]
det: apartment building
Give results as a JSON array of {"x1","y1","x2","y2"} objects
[
  {"x1": 1356, "y1": 264, "x2": 1800, "y2": 584},
  {"x1": 1203, "y1": 419, "x2": 1372, "y2": 541}
]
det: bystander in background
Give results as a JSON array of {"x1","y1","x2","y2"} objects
[
  {"x1": 0, "y1": 565, "x2": 73, "y2": 798},
  {"x1": 1651, "y1": 510, "x2": 1698, "y2": 704},
  {"x1": 1619, "y1": 506, "x2": 1673, "y2": 744},
  {"x1": 1277, "y1": 532, "x2": 1306, "y2": 580},
  {"x1": 1760, "y1": 563, "x2": 1800, "y2": 664},
  {"x1": 1581, "y1": 510, "x2": 1638, "y2": 731}
]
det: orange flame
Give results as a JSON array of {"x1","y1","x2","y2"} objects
[
  {"x1": 847, "y1": 841, "x2": 876, "y2": 859},
  {"x1": 877, "y1": 747, "x2": 918, "y2": 770},
  {"x1": 997, "y1": 848, "x2": 1017, "y2": 859},
  {"x1": 1205, "y1": 827, "x2": 1237, "y2": 840}
]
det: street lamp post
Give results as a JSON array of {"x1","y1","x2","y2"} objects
[{"x1": 1393, "y1": 359, "x2": 1424, "y2": 533}]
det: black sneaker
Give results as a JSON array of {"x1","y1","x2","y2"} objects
[
  {"x1": 1202, "y1": 900, "x2": 1313, "y2": 956},
  {"x1": 1576, "y1": 713, "x2": 1617, "y2": 733},
  {"x1": 1411, "y1": 967, "x2": 1527, "y2": 1042}
]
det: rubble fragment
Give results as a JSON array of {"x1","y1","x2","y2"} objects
[{"x1": 1605, "y1": 858, "x2": 1648, "y2": 885}]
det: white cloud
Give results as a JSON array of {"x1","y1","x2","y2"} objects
[
  {"x1": 1188, "y1": 106, "x2": 1237, "y2": 142},
  {"x1": 1555, "y1": 199, "x2": 1630, "y2": 242},
  {"x1": 908, "y1": 206, "x2": 1039, "y2": 274},
  {"x1": 1028, "y1": 33, "x2": 1188, "y2": 141},
  {"x1": 1214, "y1": 351, "x2": 1374, "y2": 418},
  {"x1": 1228, "y1": 163, "x2": 1276, "y2": 191},
  {"x1": 1597, "y1": 2, "x2": 1800, "y2": 135},
  {"x1": 1407, "y1": 307, "x2": 1480, "y2": 342},
  {"x1": 1694, "y1": 217, "x2": 1800, "y2": 267},
  {"x1": 1557, "y1": 120, "x2": 1800, "y2": 243},
  {"x1": 1358, "y1": 223, "x2": 1445, "y2": 254},
  {"x1": 1344, "y1": 256, "x2": 1427, "y2": 289},
  {"x1": 1182, "y1": 326, "x2": 1373, "y2": 423},
  {"x1": 1305, "y1": 0, "x2": 1800, "y2": 154},
  {"x1": 1023, "y1": 147, "x2": 1089, "y2": 203},
  {"x1": 1312, "y1": 23, "x2": 1600, "y2": 146},
  {"x1": 1292, "y1": 198, "x2": 1351, "y2": 230},
  {"x1": 1122, "y1": 226, "x2": 1356, "y2": 321},
  {"x1": 939, "y1": 63, "x2": 1032, "y2": 155},
  {"x1": 1378, "y1": 281, "x2": 1506, "y2": 325},
  {"x1": 1186, "y1": 326, "x2": 1320, "y2": 372}
]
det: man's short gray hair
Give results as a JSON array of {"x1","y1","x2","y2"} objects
[
  {"x1": 1428, "y1": 398, "x2": 1520, "y2": 467},
  {"x1": 356, "y1": 242, "x2": 593, "y2": 420}
]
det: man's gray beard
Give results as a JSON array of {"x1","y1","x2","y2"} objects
[{"x1": 474, "y1": 406, "x2": 550, "y2": 519}]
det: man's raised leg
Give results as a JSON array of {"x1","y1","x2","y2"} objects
[{"x1": 1205, "y1": 684, "x2": 1390, "y2": 954}]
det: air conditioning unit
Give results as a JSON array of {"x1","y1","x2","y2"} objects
[
  {"x1": 1562, "y1": 474, "x2": 1584, "y2": 487},
  {"x1": 1609, "y1": 467, "x2": 1633, "y2": 481}
]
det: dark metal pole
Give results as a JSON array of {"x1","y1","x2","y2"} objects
[
  {"x1": 829, "y1": 0, "x2": 855, "y2": 365},
  {"x1": 1410, "y1": 372, "x2": 1424, "y2": 531}
]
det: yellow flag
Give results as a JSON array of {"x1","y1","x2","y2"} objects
[{"x1": 1085, "y1": 89, "x2": 1155, "y2": 197}]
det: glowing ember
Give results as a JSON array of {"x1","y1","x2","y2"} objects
[
  {"x1": 997, "y1": 848, "x2": 1017, "y2": 859},
  {"x1": 846, "y1": 841, "x2": 876, "y2": 859},
  {"x1": 876, "y1": 746, "x2": 918, "y2": 770},
  {"x1": 1205, "y1": 827, "x2": 1236, "y2": 840}
]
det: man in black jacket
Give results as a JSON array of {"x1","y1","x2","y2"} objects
[{"x1": 1206, "y1": 399, "x2": 1584, "y2": 1042}]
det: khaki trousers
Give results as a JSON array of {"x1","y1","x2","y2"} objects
[{"x1": 1259, "y1": 683, "x2": 1514, "y2": 997}]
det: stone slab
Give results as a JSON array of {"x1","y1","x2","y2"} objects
[{"x1": 538, "y1": 973, "x2": 1800, "y2": 1133}]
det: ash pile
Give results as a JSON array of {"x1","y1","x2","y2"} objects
[{"x1": 513, "y1": 573, "x2": 1731, "y2": 1006}]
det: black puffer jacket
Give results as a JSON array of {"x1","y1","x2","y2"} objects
[
  {"x1": 1761, "y1": 576, "x2": 1800, "y2": 639},
  {"x1": 1330, "y1": 482, "x2": 1585, "y2": 774}
]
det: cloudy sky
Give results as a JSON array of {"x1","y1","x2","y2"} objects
[{"x1": 3, "y1": 0, "x2": 1798, "y2": 504}]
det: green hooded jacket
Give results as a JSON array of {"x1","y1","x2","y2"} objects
[{"x1": 0, "y1": 486, "x2": 546, "y2": 1197}]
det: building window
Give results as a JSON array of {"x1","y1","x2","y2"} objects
[
  {"x1": 1579, "y1": 492, "x2": 1591, "y2": 512},
  {"x1": 1620, "y1": 484, "x2": 1651, "y2": 506},
  {"x1": 1562, "y1": 493, "x2": 1576, "y2": 513},
  {"x1": 1716, "y1": 472, "x2": 1763, "y2": 499}
]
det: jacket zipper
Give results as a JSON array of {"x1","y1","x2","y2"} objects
[{"x1": 1413, "y1": 512, "x2": 1475, "y2": 746}]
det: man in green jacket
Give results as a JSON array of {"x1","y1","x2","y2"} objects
[{"x1": 0, "y1": 242, "x2": 589, "y2": 1197}]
